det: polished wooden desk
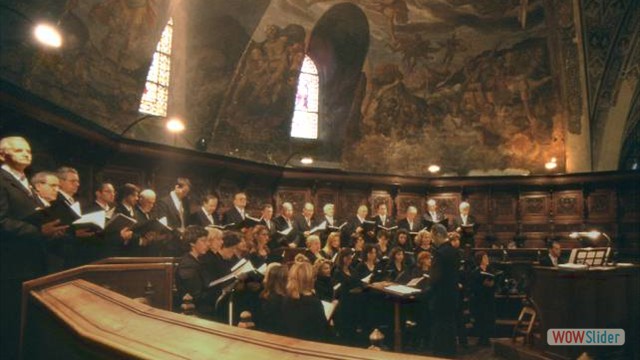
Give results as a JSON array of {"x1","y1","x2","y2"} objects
[
  {"x1": 531, "y1": 265, "x2": 640, "y2": 360},
  {"x1": 24, "y1": 279, "x2": 442, "y2": 359}
]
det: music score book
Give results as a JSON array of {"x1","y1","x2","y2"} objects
[
  {"x1": 321, "y1": 300, "x2": 339, "y2": 320},
  {"x1": 309, "y1": 221, "x2": 327, "y2": 235},
  {"x1": 459, "y1": 224, "x2": 476, "y2": 235},
  {"x1": 384, "y1": 284, "x2": 422, "y2": 295},
  {"x1": 377, "y1": 225, "x2": 398, "y2": 232},
  {"x1": 406, "y1": 274, "x2": 429, "y2": 287},
  {"x1": 327, "y1": 222, "x2": 348, "y2": 232},
  {"x1": 208, "y1": 258, "x2": 256, "y2": 288},
  {"x1": 209, "y1": 216, "x2": 261, "y2": 231},
  {"x1": 23, "y1": 199, "x2": 81, "y2": 226},
  {"x1": 134, "y1": 217, "x2": 172, "y2": 234}
]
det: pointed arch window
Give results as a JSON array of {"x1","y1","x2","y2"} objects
[
  {"x1": 290, "y1": 55, "x2": 319, "y2": 139},
  {"x1": 139, "y1": 18, "x2": 173, "y2": 117}
]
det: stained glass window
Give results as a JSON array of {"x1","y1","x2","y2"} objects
[
  {"x1": 139, "y1": 18, "x2": 173, "y2": 117},
  {"x1": 291, "y1": 56, "x2": 319, "y2": 139}
]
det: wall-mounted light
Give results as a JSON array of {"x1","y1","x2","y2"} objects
[
  {"x1": 428, "y1": 164, "x2": 440, "y2": 173},
  {"x1": 300, "y1": 157, "x2": 314, "y2": 165},
  {"x1": 1, "y1": 5, "x2": 63, "y2": 48},
  {"x1": 33, "y1": 23, "x2": 62, "y2": 48},
  {"x1": 545, "y1": 157, "x2": 558, "y2": 170},
  {"x1": 165, "y1": 117, "x2": 185, "y2": 133}
]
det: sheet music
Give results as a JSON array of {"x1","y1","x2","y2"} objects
[
  {"x1": 361, "y1": 273, "x2": 373, "y2": 284},
  {"x1": 72, "y1": 210, "x2": 106, "y2": 230},
  {"x1": 384, "y1": 284, "x2": 421, "y2": 295},
  {"x1": 309, "y1": 221, "x2": 327, "y2": 234},
  {"x1": 209, "y1": 259, "x2": 256, "y2": 288},
  {"x1": 406, "y1": 276, "x2": 425, "y2": 287},
  {"x1": 321, "y1": 300, "x2": 338, "y2": 320}
]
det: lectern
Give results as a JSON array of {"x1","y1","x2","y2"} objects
[{"x1": 531, "y1": 265, "x2": 639, "y2": 359}]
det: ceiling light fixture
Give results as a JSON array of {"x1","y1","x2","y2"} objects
[{"x1": 428, "y1": 164, "x2": 440, "y2": 173}]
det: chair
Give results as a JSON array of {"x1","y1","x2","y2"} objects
[{"x1": 512, "y1": 305, "x2": 537, "y2": 345}]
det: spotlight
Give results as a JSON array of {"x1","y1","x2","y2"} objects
[
  {"x1": 545, "y1": 157, "x2": 558, "y2": 170},
  {"x1": 300, "y1": 157, "x2": 314, "y2": 165},
  {"x1": 428, "y1": 164, "x2": 440, "y2": 173},
  {"x1": 166, "y1": 118, "x2": 185, "y2": 133},
  {"x1": 34, "y1": 23, "x2": 62, "y2": 48}
]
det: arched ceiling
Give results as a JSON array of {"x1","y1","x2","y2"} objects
[{"x1": 0, "y1": 0, "x2": 638, "y2": 176}]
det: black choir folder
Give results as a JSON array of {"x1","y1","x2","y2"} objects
[
  {"x1": 71, "y1": 212, "x2": 135, "y2": 233},
  {"x1": 377, "y1": 225, "x2": 398, "y2": 232},
  {"x1": 423, "y1": 217, "x2": 448, "y2": 229},
  {"x1": 209, "y1": 215, "x2": 261, "y2": 231},
  {"x1": 361, "y1": 220, "x2": 377, "y2": 232},
  {"x1": 23, "y1": 199, "x2": 81, "y2": 226},
  {"x1": 459, "y1": 224, "x2": 476, "y2": 235},
  {"x1": 327, "y1": 222, "x2": 347, "y2": 232}
]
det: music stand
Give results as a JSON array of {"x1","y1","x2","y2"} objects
[{"x1": 568, "y1": 247, "x2": 611, "y2": 266}]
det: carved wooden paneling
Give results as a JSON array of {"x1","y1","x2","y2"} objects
[
  {"x1": 245, "y1": 187, "x2": 272, "y2": 217},
  {"x1": 553, "y1": 190, "x2": 583, "y2": 221},
  {"x1": 492, "y1": 192, "x2": 517, "y2": 223},
  {"x1": 466, "y1": 193, "x2": 489, "y2": 222},
  {"x1": 370, "y1": 190, "x2": 392, "y2": 215},
  {"x1": 587, "y1": 190, "x2": 617, "y2": 221},
  {"x1": 428, "y1": 193, "x2": 461, "y2": 221},
  {"x1": 183, "y1": 174, "x2": 212, "y2": 214},
  {"x1": 339, "y1": 190, "x2": 370, "y2": 218},
  {"x1": 619, "y1": 187, "x2": 639, "y2": 222},
  {"x1": 216, "y1": 181, "x2": 240, "y2": 215},
  {"x1": 153, "y1": 175, "x2": 178, "y2": 198},
  {"x1": 520, "y1": 192, "x2": 550, "y2": 223},
  {"x1": 395, "y1": 193, "x2": 423, "y2": 219},
  {"x1": 99, "y1": 166, "x2": 145, "y2": 188},
  {"x1": 276, "y1": 188, "x2": 311, "y2": 213},
  {"x1": 314, "y1": 188, "x2": 339, "y2": 217}
]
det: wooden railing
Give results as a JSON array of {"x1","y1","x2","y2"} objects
[{"x1": 24, "y1": 279, "x2": 442, "y2": 359}]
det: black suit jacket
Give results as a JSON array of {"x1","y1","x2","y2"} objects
[
  {"x1": 539, "y1": 254, "x2": 564, "y2": 267},
  {"x1": 343, "y1": 215, "x2": 375, "y2": 245},
  {"x1": 397, "y1": 218, "x2": 423, "y2": 233},
  {"x1": 155, "y1": 195, "x2": 187, "y2": 230},
  {"x1": 452, "y1": 214, "x2": 477, "y2": 246},
  {"x1": 222, "y1": 207, "x2": 245, "y2": 226},
  {"x1": 191, "y1": 208, "x2": 217, "y2": 227},
  {"x1": 452, "y1": 214, "x2": 477, "y2": 229},
  {"x1": 373, "y1": 215, "x2": 396, "y2": 229},
  {"x1": 294, "y1": 215, "x2": 318, "y2": 234},
  {"x1": 273, "y1": 215, "x2": 299, "y2": 246},
  {"x1": 423, "y1": 211, "x2": 448, "y2": 229},
  {"x1": 0, "y1": 168, "x2": 45, "y2": 279}
]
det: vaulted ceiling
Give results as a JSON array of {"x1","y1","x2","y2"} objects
[{"x1": 1, "y1": 0, "x2": 638, "y2": 176}]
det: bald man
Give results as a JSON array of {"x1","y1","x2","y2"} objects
[
  {"x1": 0, "y1": 136, "x2": 67, "y2": 357},
  {"x1": 273, "y1": 202, "x2": 300, "y2": 247},
  {"x1": 294, "y1": 202, "x2": 318, "y2": 238}
]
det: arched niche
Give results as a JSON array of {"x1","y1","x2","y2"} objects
[{"x1": 306, "y1": 3, "x2": 369, "y2": 161}]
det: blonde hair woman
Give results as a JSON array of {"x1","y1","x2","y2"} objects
[
  {"x1": 321, "y1": 231, "x2": 341, "y2": 260},
  {"x1": 283, "y1": 261, "x2": 328, "y2": 341}
]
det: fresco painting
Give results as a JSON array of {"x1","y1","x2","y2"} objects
[{"x1": 217, "y1": 0, "x2": 566, "y2": 175}]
